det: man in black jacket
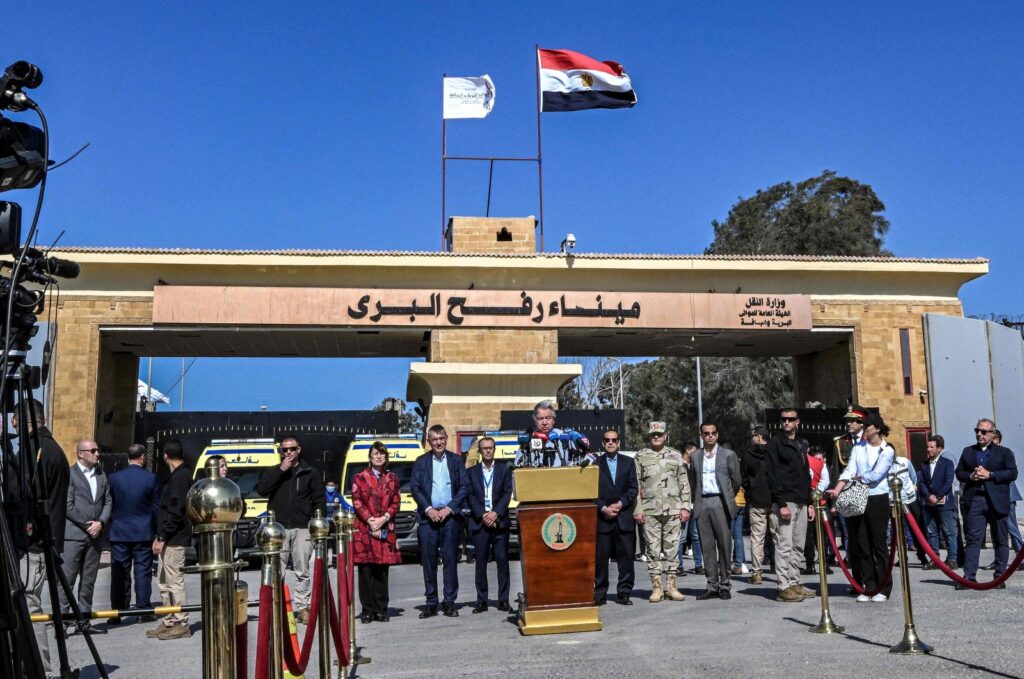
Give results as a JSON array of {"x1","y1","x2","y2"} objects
[
  {"x1": 147, "y1": 438, "x2": 193, "y2": 640},
  {"x1": 594, "y1": 429, "x2": 638, "y2": 606},
  {"x1": 13, "y1": 400, "x2": 70, "y2": 675},
  {"x1": 257, "y1": 435, "x2": 325, "y2": 623},
  {"x1": 743, "y1": 426, "x2": 773, "y2": 586},
  {"x1": 764, "y1": 409, "x2": 812, "y2": 603}
]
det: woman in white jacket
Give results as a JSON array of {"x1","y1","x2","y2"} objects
[{"x1": 827, "y1": 412, "x2": 895, "y2": 602}]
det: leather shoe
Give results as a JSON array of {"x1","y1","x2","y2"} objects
[
  {"x1": 718, "y1": 590, "x2": 732, "y2": 600},
  {"x1": 955, "y1": 581, "x2": 974, "y2": 591},
  {"x1": 593, "y1": 595, "x2": 607, "y2": 606},
  {"x1": 615, "y1": 594, "x2": 632, "y2": 606},
  {"x1": 373, "y1": 612, "x2": 390, "y2": 622},
  {"x1": 442, "y1": 603, "x2": 459, "y2": 617},
  {"x1": 696, "y1": 590, "x2": 719, "y2": 601},
  {"x1": 995, "y1": 582, "x2": 1007, "y2": 589},
  {"x1": 472, "y1": 602, "x2": 488, "y2": 614},
  {"x1": 692, "y1": 566, "x2": 706, "y2": 575},
  {"x1": 79, "y1": 623, "x2": 107, "y2": 635},
  {"x1": 922, "y1": 562, "x2": 937, "y2": 570},
  {"x1": 496, "y1": 601, "x2": 512, "y2": 612},
  {"x1": 359, "y1": 613, "x2": 373, "y2": 624},
  {"x1": 418, "y1": 606, "x2": 438, "y2": 619}
]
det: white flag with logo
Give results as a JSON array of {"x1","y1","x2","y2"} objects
[{"x1": 443, "y1": 75, "x2": 496, "y2": 119}]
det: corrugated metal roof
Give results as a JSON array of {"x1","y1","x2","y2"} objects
[{"x1": 49, "y1": 245, "x2": 987, "y2": 265}]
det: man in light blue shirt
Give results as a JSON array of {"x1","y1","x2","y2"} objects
[{"x1": 411, "y1": 425, "x2": 468, "y2": 618}]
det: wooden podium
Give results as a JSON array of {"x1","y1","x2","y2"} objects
[{"x1": 513, "y1": 466, "x2": 602, "y2": 635}]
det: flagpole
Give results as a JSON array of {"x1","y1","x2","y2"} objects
[
  {"x1": 534, "y1": 45, "x2": 544, "y2": 252},
  {"x1": 442, "y1": 73, "x2": 447, "y2": 251}
]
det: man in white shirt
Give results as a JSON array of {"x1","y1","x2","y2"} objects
[
  {"x1": 59, "y1": 438, "x2": 112, "y2": 635},
  {"x1": 692, "y1": 421, "x2": 742, "y2": 600}
]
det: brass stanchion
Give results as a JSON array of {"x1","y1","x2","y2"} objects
[
  {"x1": 340, "y1": 510, "x2": 370, "y2": 673},
  {"x1": 309, "y1": 509, "x2": 333, "y2": 679},
  {"x1": 257, "y1": 512, "x2": 286, "y2": 679},
  {"x1": 332, "y1": 502, "x2": 347, "y2": 679},
  {"x1": 809, "y1": 490, "x2": 843, "y2": 634},
  {"x1": 186, "y1": 458, "x2": 246, "y2": 679},
  {"x1": 888, "y1": 476, "x2": 933, "y2": 655}
]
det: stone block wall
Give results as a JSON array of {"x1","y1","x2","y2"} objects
[
  {"x1": 430, "y1": 328, "x2": 557, "y2": 364},
  {"x1": 447, "y1": 216, "x2": 536, "y2": 253}
]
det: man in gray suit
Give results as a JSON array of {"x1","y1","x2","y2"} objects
[
  {"x1": 60, "y1": 438, "x2": 112, "y2": 635},
  {"x1": 692, "y1": 421, "x2": 742, "y2": 600}
]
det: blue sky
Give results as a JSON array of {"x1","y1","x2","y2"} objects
[{"x1": 7, "y1": 3, "x2": 1023, "y2": 411}]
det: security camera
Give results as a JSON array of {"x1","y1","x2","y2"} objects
[
  {"x1": 560, "y1": 233, "x2": 576, "y2": 253},
  {"x1": 918, "y1": 388, "x2": 928, "y2": 396}
]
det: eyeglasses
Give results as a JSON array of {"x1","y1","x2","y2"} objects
[
  {"x1": 281, "y1": 446, "x2": 299, "y2": 453},
  {"x1": 780, "y1": 417, "x2": 798, "y2": 423},
  {"x1": 701, "y1": 431, "x2": 718, "y2": 437},
  {"x1": 975, "y1": 428, "x2": 994, "y2": 435},
  {"x1": 78, "y1": 448, "x2": 99, "y2": 454},
  {"x1": 603, "y1": 437, "x2": 619, "y2": 443}
]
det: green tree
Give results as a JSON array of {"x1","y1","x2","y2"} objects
[
  {"x1": 372, "y1": 397, "x2": 423, "y2": 434},
  {"x1": 706, "y1": 170, "x2": 890, "y2": 256}
]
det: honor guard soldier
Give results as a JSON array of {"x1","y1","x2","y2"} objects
[
  {"x1": 833, "y1": 405, "x2": 868, "y2": 476},
  {"x1": 633, "y1": 421, "x2": 692, "y2": 602}
]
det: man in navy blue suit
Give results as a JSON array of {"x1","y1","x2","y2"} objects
[
  {"x1": 107, "y1": 443, "x2": 160, "y2": 622},
  {"x1": 466, "y1": 436, "x2": 514, "y2": 613},
  {"x1": 955, "y1": 418, "x2": 1018, "y2": 588},
  {"x1": 918, "y1": 434, "x2": 958, "y2": 569},
  {"x1": 410, "y1": 424, "x2": 468, "y2": 618},
  {"x1": 594, "y1": 429, "x2": 638, "y2": 606}
]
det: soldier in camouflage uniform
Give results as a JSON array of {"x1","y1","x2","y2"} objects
[{"x1": 633, "y1": 421, "x2": 692, "y2": 602}]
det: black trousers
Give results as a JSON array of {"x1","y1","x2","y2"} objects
[
  {"x1": 845, "y1": 494, "x2": 892, "y2": 596},
  {"x1": 471, "y1": 526, "x2": 510, "y2": 605},
  {"x1": 595, "y1": 525, "x2": 634, "y2": 597},
  {"x1": 357, "y1": 564, "x2": 390, "y2": 616}
]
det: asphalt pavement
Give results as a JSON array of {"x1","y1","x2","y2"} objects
[{"x1": 46, "y1": 548, "x2": 1024, "y2": 679}]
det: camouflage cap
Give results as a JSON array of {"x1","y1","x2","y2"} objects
[{"x1": 648, "y1": 421, "x2": 667, "y2": 435}]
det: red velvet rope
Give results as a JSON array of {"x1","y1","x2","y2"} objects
[
  {"x1": 281, "y1": 557, "x2": 325, "y2": 676},
  {"x1": 904, "y1": 509, "x2": 1024, "y2": 589},
  {"x1": 236, "y1": 608, "x2": 248, "y2": 679},
  {"x1": 334, "y1": 551, "x2": 351, "y2": 666},
  {"x1": 253, "y1": 584, "x2": 273, "y2": 679},
  {"x1": 822, "y1": 512, "x2": 897, "y2": 595}
]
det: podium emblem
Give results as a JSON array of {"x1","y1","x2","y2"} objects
[{"x1": 541, "y1": 512, "x2": 577, "y2": 551}]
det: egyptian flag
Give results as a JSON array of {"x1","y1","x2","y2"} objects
[{"x1": 538, "y1": 48, "x2": 637, "y2": 112}]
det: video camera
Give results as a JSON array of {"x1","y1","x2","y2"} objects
[{"x1": 1, "y1": 60, "x2": 48, "y2": 256}]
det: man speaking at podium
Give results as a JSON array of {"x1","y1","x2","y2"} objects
[{"x1": 593, "y1": 429, "x2": 638, "y2": 606}]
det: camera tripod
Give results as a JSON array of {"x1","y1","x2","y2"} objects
[{"x1": 0, "y1": 354, "x2": 109, "y2": 679}]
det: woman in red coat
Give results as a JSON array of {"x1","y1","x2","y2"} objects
[{"x1": 352, "y1": 441, "x2": 401, "y2": 623}]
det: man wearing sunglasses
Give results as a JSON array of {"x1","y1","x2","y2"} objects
[
  {"x1": 691, "y1": 421, "x2": 742, "y2": 601},
  {"x1": 765, "y1": 410, "x2": 812, "y2": 602},
  {"x1": 594, "y1": 429, "x2": 638, "y2": 606},
  {"x1": 955, "y1": 418, "x2": 1018, "y2": 588},
  {"x1": 258, "y1": 436, "x2": 326, "y2": 623}
]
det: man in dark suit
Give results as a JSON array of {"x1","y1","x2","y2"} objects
[
  {"x1": 107, "y1": 443, "x2": 160, "y2": 622},
  {"x1": 594, "y1": 429, "x2": 638, "y2": 606},
  {"x1": 410, "y1": 424, "x2": 469, "y2": 618},
  {"x1": 692, "y1": 421, "x2": 742, "y2": 600},
  {"x1": 918, "y1": 434, "x2": 958, "y2": 569},
  {"x1": 466, "y1": 436, "x2": 514, "y2": 613},
  {"x1": 955, "y1": 418, "x2": 1018, "y2": 588},
  {"x1": 60, "y1": 437, "x2": 113, "y2": 634}
]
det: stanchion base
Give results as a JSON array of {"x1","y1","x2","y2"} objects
[
  {"x1": 809, "y1": 615, "x2": 844, "y2": 634},
  {"x1": 889, "y1": 626, "x2": 933, "y2": 655},
  {"x1": 353, "y1": 651, "x2": 372, "y2": 665}
]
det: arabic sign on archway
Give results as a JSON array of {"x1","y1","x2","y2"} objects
[{"x1": 153, "y1": 287, "x2": 812, "y2": 330}]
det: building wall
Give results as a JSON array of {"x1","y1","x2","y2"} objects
[
  {"x1": 447, "y1": 216, "x2": 536, "y2": 254},
  {"x1": 50, "y1": 296, "x2": 151, "y2": 460},
  {"x1": 809, "y1": 299, "x2": 963, "y2": 455}
]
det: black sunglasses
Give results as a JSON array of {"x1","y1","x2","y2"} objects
[
  {"x1": 603, "y1": 437, "x2": 619, "y2": 443},
  {"x1": 975, "y1": 428, "x2": 994, "y2": 435},
  {"x1": 281, "y1": 446, "x2": 299, "y2": 453},
  {"x1": 847, "y1": 418, "x2": 863, "y2": 424},
  {"x1": 780, "y1": 417, "x2": 798, "y2": 423},
  {"x1": 78, "y1": 448, "x2": 99, "y2": 454}
]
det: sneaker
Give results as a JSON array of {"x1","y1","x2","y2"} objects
[
  {"x1": 856, "y1": 594, "x2": 871, "y2": 602},
  {"x1": 156, "y1": 623, "x2": 191, "y2": 640},
  {"x1": 730, "y1": 566, "x2": 743, "y2": 575},
  {"x1": 145, "y1": 624, "x2": 168, "y2": 638},
  {"x1": 870, "y1": 593, "x2": 888, "y2": 602},
  {"x1": 740, "y1": 563, "x2": 750, "y2": 574}
]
